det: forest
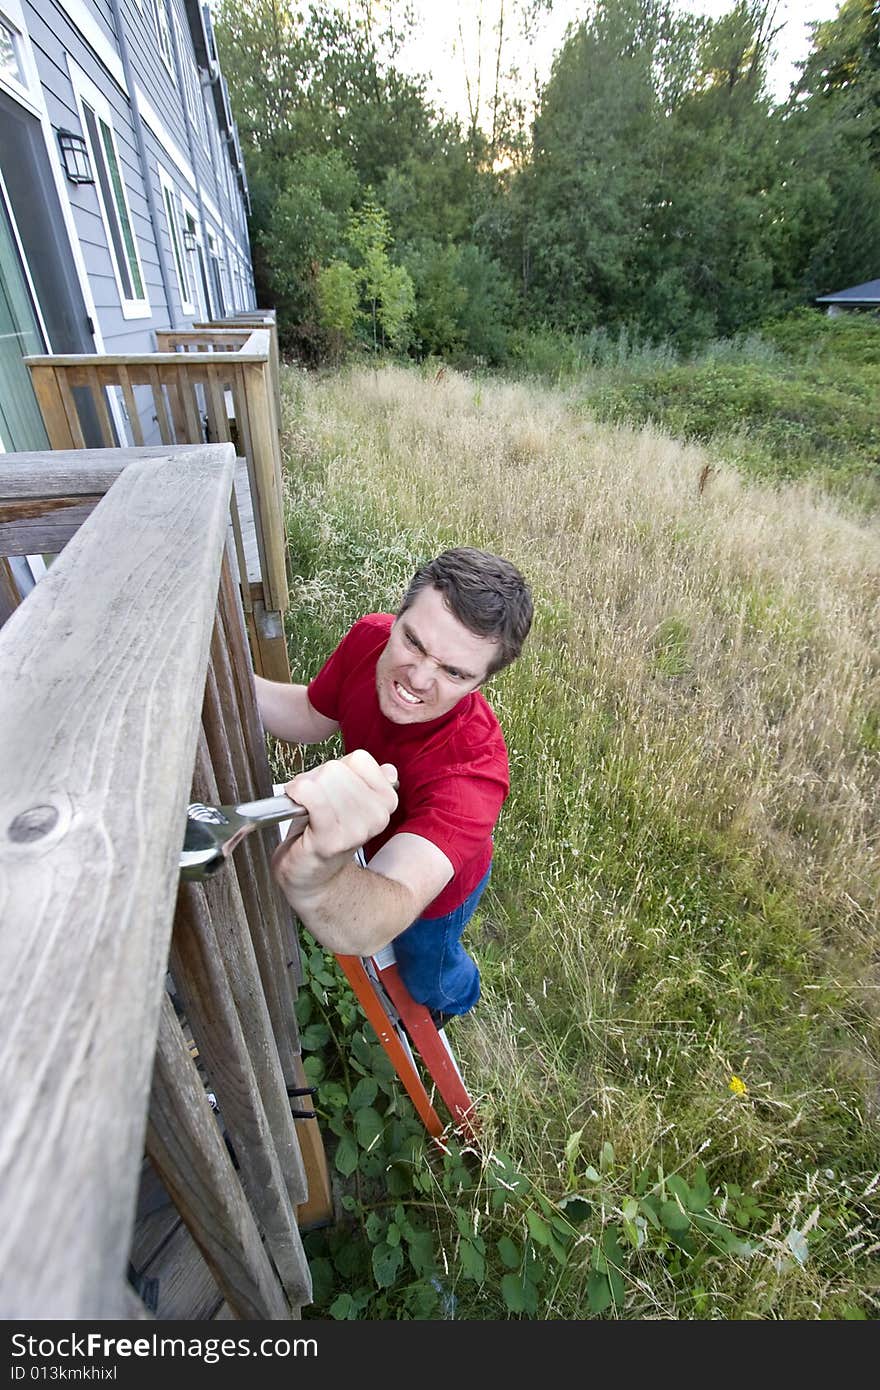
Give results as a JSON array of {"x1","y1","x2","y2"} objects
[{"x1": 213, "y1": 0, "x2": 880, "y2": 364}]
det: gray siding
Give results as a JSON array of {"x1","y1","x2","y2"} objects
[{"x1": 10, "y1": 0, "x2": 254, "y2": 367}]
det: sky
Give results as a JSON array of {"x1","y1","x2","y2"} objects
[{"x1": 394, "y1": 0, "x2": 843, "y2": 129}]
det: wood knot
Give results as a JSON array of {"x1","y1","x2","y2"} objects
[{"x1": 7, "y1": 805, "x2": 60, "y2": 843}]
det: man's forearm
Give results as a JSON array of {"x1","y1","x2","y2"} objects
[
  {"x1": 254, "y1": 675, "x2": 338, "y2": 744},
  {"x1": 285, "y1": 861, "x2": 417, "y2": 957}
]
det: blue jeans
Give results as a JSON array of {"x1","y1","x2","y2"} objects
[{"x1": 393, "y1": 866, "x2": 491, "y2": 1017}]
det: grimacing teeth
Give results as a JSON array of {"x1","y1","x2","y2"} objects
[{"x1": 395, "y1": 680, "x2": 422, "y2": 704}]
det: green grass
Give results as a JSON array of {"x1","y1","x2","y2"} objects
[
  {"x1": 276, "y1": 359, "x2": 880, "y2": 1320},
  {"x1": 510, "y1": 310, "x2": 880, "y2": 511}
]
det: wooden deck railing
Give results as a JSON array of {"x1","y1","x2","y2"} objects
[
  {"x1": 0, "y1": 445, "x2": 313, "y2": 1319},
  {"x1": 24, "y1": 319, "x2": 290, "y2": 684}
]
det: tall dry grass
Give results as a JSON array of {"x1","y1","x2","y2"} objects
[
  {"x1": 287, "y1": 362, "x2": 879, "y2": 922},
  {"x1": 281, "y1": 361, "x2": 880, "y2": 1317}
]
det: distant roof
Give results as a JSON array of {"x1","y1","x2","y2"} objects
[{"x1": 815, "y1": 278, "x2": 880, "y2": 305}]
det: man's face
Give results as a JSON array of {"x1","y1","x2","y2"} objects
[{"x1": 375, "y1": 585, "x2": 500, "y2": 725}]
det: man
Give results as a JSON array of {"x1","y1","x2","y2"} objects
[{"x1": 255, "y1": 547, "x2": 532, "y2": 1020}]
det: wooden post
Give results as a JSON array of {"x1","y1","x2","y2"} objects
[{"x1": 239, "y1": 356, "x2": 288, "y2": 617}]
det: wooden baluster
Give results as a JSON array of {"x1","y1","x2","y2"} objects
[
  {"x1": 147, "y1": 993, "x2": 294, "y2": 1320},
  {"x1": 117, "y1": 366, "x2": 145, "y2": 447},
  {"x1": 172, "y1": 857, "x2": 311, "y2": 1308}
]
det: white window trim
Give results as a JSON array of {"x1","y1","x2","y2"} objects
[
  {"x1": 149, "y1": 0, "x2": 176, "y2": 82},
  {"x1": 68, "y1": 62, "x2": 151, "y2": 320},
  {"x1": 180, "y1": 193, "x2": 207, "y2": 318},
  {"x1": 159, "y1": 167, "x2": 196, "y2": 317},
  {"x1": 175, "y1": 12, "x2": 207, "y2": 148},
  {"x1": 0, "y1": 0, "x2": 43, "y2": 116}
]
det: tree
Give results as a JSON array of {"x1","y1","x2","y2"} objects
[
  {"x1": 794, "y1": 0, "x2": 880, "y2": 161},
  {"x1": 316, "y1": 260, "x2": 360, "y2": 362}
]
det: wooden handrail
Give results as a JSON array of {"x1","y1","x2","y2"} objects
[
  {"x1": 0, "y1": 444, "x2": 310, "y2": 1318},
  {"x1": 23, "y1": 324, "x2": 290, "y2": 684}
]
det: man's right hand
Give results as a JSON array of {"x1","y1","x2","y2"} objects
[{"x1": 271, "y1": 749, "x2": 398, "y2": 899}]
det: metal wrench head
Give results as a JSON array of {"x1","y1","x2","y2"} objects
[{"x1": 179, "y1": 795, "x2": 308, "y2": 881}]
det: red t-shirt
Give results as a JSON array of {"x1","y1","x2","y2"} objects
[{"x1": 307, "y1": 614, "x2": 509, "y2": 918}]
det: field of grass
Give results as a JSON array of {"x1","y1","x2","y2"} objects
[
  {"x1": 509, "y1": 311, "x2": 880, "y2": 512},
  {"x1": 276, "y1": 358, "x2": 880, "y2": 1320}
]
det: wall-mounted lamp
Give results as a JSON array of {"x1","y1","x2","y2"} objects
[
  {"x1": 183, "y1": 229, "x2": 198, "y2": 252},
  {"x1": 58, "y1": 129, "x2": 93, "y2": 184}
]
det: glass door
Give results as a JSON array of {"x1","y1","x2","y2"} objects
[{"x1": 0, "y1": 173, "x2": 48, "y2": 450}]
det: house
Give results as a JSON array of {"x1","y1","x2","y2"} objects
[
  {"x1": 815, "y1": 277, "x2": 880, "y2": 316},
  {"x1": 0, "y1": 0, "x2": 255, "y2": 456}
]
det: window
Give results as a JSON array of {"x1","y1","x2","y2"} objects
[
  {"x1": 149, "y1": 0, "x2": 175, "y2": 78},
  {"x1": 206, "y1": 229, "x2": 224, "y2": 318},
  {"x1": 180, "y1": 198, "x2": 207, "y2": 318},
  {"x1": 159, "y1": 170, "x2": 194, "y2": 315},
  {"x1": 176, "y1": 16, "x2": 206, "y2": 146},
  {"x1": 72, "y1": 70, "x2": 150, "y2": 319},
  {"x1": 0, "y1": 2, "x2": 40, "y2": 112},
  {"x1": 0, "y1": 16, "x2": 24, "y2": 87}
]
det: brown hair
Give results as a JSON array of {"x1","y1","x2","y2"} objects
[{"x1": 399, "y1": 547, "x2": 533, "y2": 677}]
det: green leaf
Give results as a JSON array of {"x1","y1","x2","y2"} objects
[
  {"x1": 603, "y1": 1226, "x2": 625, "y2": 1266},
  {"x1": 354, "y1": 1105, "x2": 384, "y2": 1150},
  {"x1": 455, "y1": 1207, "x2": 475, "y2": 1239},
  {"x1": 622, "y1": 1218, "x2": 640, "y2": 1249},
  {"x1": 486, "y1": 1152, "x2": 531, "y2": 1196},
  {"x1": 349, "y1": 1076, "x2": 379, "y2": 1109},
  {"x1": 547, "y1": 1232, "x2": 568, "y2": 1265},
  {"x1": 334, "y1": 1132, "x2": 358, "y2": 1177},
  {"x1": 564, "y1": 1127, "x2": 584, "y2": 1166},
  {"x1": 299, "y1": 1023, "x2": 330, "y2": 1051},
  {"x1": 459, "y1": 1238, "x2": 486, "y2": 1283},
  {"x1": 308, "y1": 1256, "x2": 334, "y2": 1305},
  {"x1": 501, "y1": 1273, "x2": 527, "y2": 1313},
  {"x1": 319, "y1": 1082, "x2": 348, "y2": 1110},
  {"x1": 600, "y1": 1141, "x2": 615, "y2": 1172},
  {"x1": 369, "y1": 1245, "x2": 400, "y2": 1284},
  {"x1": 667, "y1": 1174, "x2": 691, "y2": 1207},
  {"x1": 639, "y1": 1197, "x2": 662, "y2": 1230},
  {"x1": 386, "y1": 1221, "x2": 401, "y2": 1248},
  {"x1": 587, "y1": 1271, "x2": 612, "y2": 1314},
  {"x1": 372, "y1": 1241, "x2": 404, "y2": 1288},
  {"x1": 688, "y1": 1166, "x2": 712, "y2": 1212},
  {"x1": 550, "y1": 1214, "x2": 575, "y2": 1243},
  {"x1": 351, "y1": 1031, "x2": 375, "y2": 1069},
  {"x1": 526, "y1": 1209, "x2": 552, "y2": 1246},
  {"x1": 329, "y1": 1292, "x2": 358, "y2": 1319},
  {"x1": 535, "y1": 1191, "x2": 557, "y2": 1218},
  {"x1": 333, "y1": 1239, "x2": 366, "y2": 1280},
  {"x1": 660, "y1": 1200, "x2": 691, "y2": 1233},
  {"x1": 365, "y1": 1211, "x2": 384, "y2": 1244},
  {"x1": 302, "y1": 1053, "x2": 325, "y2": 1084},
  {"x1": 608, "y1": 1264, "x2": 626, "y2": 1309},
  {"x1": 584, "y1": 1165, "x2": 601, "y2": 1183},
  {"x1": 497, "y1": 1236, "x2": 521, "y2": 1269},
  {"x1": 405, "y1": 1229, "x2": 436, "y2": 1277}
]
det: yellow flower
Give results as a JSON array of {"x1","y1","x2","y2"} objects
[{"x1": 728, "y1": 1075, "x2": 748, "y2": 1096}]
